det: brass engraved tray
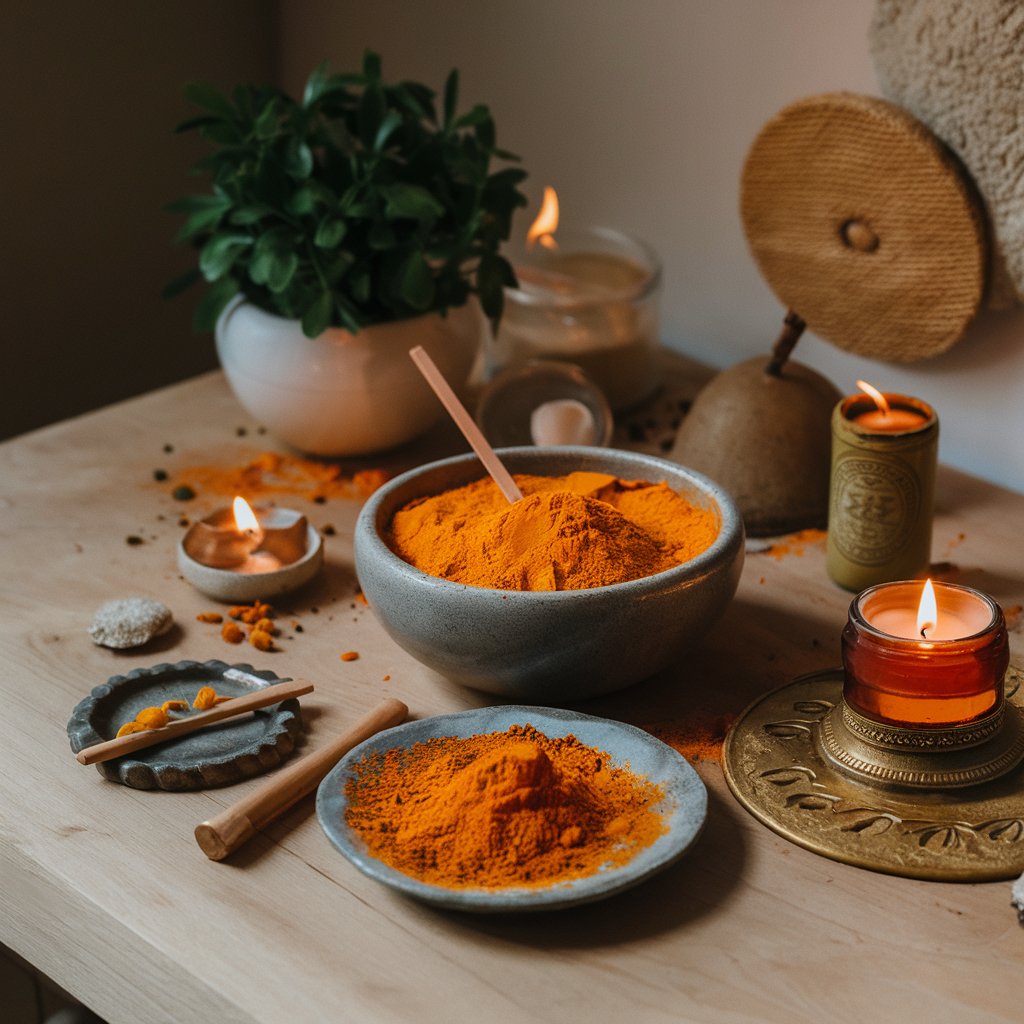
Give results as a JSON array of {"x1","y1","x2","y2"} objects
[{"x1": 723, "y1": 668, "x2": 1024, "y2": 882}]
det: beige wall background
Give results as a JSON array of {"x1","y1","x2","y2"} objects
[{"x1": 5, "y1": 1, "x2": 1023, "y2": 494}]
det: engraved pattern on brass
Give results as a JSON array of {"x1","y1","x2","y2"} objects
[
  {"x1": 818, "y1": 702, "x2": 1024, "y2": 788},
  {"x1": 840, "y1": 702, "x2": 1003, "y2": 750},
  {"x1": 722, "y1": 669, "x2": 1024, "y2": 881}
]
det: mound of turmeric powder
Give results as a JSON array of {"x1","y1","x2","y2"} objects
[
  {"x1": 344, "y1": 724, "x2": 667, "y2": 889},
  {"x1": 386, "y1": 471, "x2": 718, "y2": 591}
]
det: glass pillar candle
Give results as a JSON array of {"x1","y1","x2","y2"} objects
[
  {"x1": 841, "y1": 580, "x2": 1009, "y2": 727},
  {"x1": 827, "y1": 385, "x2": 938, "y2": 591},
  {"x1": 490, "y1": 224, "x2": 662, "y2": 411}
]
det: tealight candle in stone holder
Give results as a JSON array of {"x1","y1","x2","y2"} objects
[{"x1": 178, "y1": 497, "x2": 323, "y2": 601}]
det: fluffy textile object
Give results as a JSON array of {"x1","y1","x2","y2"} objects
[{"x1": 870, "y1": 0, "x2": 1024, "y2": 306}]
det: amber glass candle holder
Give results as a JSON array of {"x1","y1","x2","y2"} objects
[{"x1": 842, "y1": 581, "x2": 1009, "y2": 728}]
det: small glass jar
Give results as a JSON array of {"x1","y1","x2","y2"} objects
[
  {"x1": 489, "y1": 225, "x2": 661, "y2": 411},
  {"x1": 841, "y1": 581, "x2": 1009, "y2": 727}
]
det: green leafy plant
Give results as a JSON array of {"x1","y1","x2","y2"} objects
[{"x1": 166, "y1": 52, "x2": 527, "y2": 337}]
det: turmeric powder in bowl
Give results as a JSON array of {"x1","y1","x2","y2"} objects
[{"x1": 386, "y1": 471, "x2": 719, "y2": 591}]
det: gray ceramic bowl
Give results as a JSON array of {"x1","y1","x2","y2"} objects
[{"x1": 354, "y1": 446, "x2": 744, "y2": 701}]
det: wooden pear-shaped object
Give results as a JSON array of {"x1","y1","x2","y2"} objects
[{"x1": 670, "y1": 314, "x2": 841, "y2": 537}]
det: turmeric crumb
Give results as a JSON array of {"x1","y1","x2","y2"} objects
[
  {"x1": 134, "y1": 706, "x2": 168, "y2": 729},
  {"x1": 193, "y1": 686, "x2": 217, "y2": 710},
  {"x1": 221, "y1": 621, "x2": 245, "y2": 644},
  {"x1": 249, "y1": 629, "x2": 275, "y2": 652},
  {"x1": 253, "y1": 617, "x2": 276, "y2": 635},
  {"x1": 228, "y1": 605, "x2": 249, "y2": 620},
  {"x1": 196, "y1": 612, "x2": 223, "y2": 624},
  {"x1": 213, "y1": 695, "x2": 233, "y2": 705},
  {"x1": 382, "y1": 674, "x2": 391, "y2": 682},
  {"x1": 160, "y1": 699, "x2": 189, "y2": 713},
  {"x1": 340, "y1": 650, "x2": 359, "y2": 662},
  {"x1": 355, "y1": 591, "x2": 368, "y2": 606},
  {"x1": 115, "y1": 721, "x2": 149, "y2": 738}
]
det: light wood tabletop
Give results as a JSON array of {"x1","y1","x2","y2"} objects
[{"x1": 1, "y1": 366, "x2": 1021, "y2": 1024}]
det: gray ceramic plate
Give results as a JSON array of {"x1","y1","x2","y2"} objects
[
  {"x1": 316, "y1": 705, "x2": 707, "y2": 912},
  {"x1": 67, "y1": 660, "x2": 303, "y2": 790}
]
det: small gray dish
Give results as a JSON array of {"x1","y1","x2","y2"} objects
[
  {"x1": 67, "y1": 660, "x2": 303, "y2": 790},
  {"x1": 316, "y1": 705, "x2": 707, "y2": 913}
]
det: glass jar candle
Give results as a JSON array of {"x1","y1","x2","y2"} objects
[
  {"x1": 489, "y1": 225, "x2": 662, "y2": 411},
  {"x1": 842, "y1": 580, "x2": 1009, "y2": 727}
]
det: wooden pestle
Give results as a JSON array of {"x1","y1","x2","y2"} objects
[
  {"x1": 76, "y1": 679, "x2": 315, "y2": 765},
  {"x1": 194, "y1": 697, "x2": 409, "y2": 861}
]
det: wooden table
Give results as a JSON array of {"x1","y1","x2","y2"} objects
[{"x1": 2, "y1": 368, "x2": 1021, "y2": 1024}]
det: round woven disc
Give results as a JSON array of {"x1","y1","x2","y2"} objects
[{"x1": 741, "y1": 93, "x2": 987, "y2": 362}]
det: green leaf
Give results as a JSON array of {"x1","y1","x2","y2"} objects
[
  {"x1": 373, "y1": 110, "x2": 403, "y2": 152},
  {"x1": 253, "y1": 96, "x2": 280, "y2": 139},
  {"x1": 362, "y1": 50, "x2": 382, "y2": 80},
  {"x1": 229, "y1": 203, "x2": 277, "y2": 226},
  {"x1": 249, "y1": 226, "x2": 294, "y2": 285},
  {"x1": 287, "y1": 184, "x2": 320, "y2": 216},
  {"x1": 184, "y1": 83, "x2": 237, "y2": 120},
  {"x1": 193, "y1": 276, "x2": 240, "y2": 333},
  {"x1": 358, "y1": 81, "x2": 386, "y2": 148},
  {"x1": 349, "y1": 271, "x2": 371, "y2": 304},
  {"x1": 199, "y1": 232, "x2": 252, "y2": 280},
  {"x1": 174, "y1": 202, "x2": 232, "y2": 242},
  {"x1": 453, "y1": 104, "x2": 491, "y2": 129},
  {"x1": 475, "y1": 253, "x2": 508, "y2": 322},
  {"x1": 443, "y1": 68, "x2": 458, "y2": 129},
  {"x1": 302, "y1": 290, "x2": 333, "y2": 337},
  {"x1": 303, "y1": 61, "x2": 330, "y2": 107},
  {"x1": 267, "y1": 250, "x2": 299, "y2": 293},
  {"x1": 397, "y1": 252, "x2": 435, "y2": 310},
  {"x1": 381, "y1": 183, "x2": 444, "y2": 222},
  {"x1": 285, "y1": 139, "x2": 314, "y2": 179},
  {"x1": 314, "y1": 217, "x2": 347, "y2": 248}
]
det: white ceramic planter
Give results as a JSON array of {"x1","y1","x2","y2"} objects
[{"x1": 215, "y1": 297, "x2": 484, "y2": 456}]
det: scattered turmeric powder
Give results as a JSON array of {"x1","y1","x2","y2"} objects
[
  {"x1": 221, "y1": 621, "x2": 244, "y2": 644},
  {"x1": 344, "y1": 724, "x2": 667, "y2": 889},
  {"x1": 250, "y1": 629, "x2": 275, "y2": 652},
  {"x1": 761, "y1": 528, "x2": 827, "y2": 561},
  {"x1": 387, "y1": 471, "x2": 719, "y2": 591},
  {"x1": 134, "y1": 706, "x2": 169, "y2": 730},
  {"x1": 167, "y1": 451, "x2": 388, "y2": 503},
  {"x1": 115, "y1": 721, "x2": 148, "y2": 738},
  {"x1": 193, "y1": 686, "x2": 217, "y2": 710}
]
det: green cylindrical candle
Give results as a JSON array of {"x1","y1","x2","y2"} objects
[{"x1": 826, "y1": 390, "x2": 938, "y2": 591}]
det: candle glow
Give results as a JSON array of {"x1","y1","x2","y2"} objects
[
  {"x1": 916, "y1": 578, "x2": 937, "y2": 638},
  {"x1": 526, "y1": 186, "x2": 560, "y2": 250}
]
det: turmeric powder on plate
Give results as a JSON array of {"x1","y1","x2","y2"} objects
[
  {"x1": 386, "y1": 471, "x2": 719, "y2": 591},
  {"x1": 343, "y1": 724, "x2": 667, "y2": 890}
]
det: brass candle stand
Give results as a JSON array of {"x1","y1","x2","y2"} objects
[{"x1": 723, "y1": 666, "x2": 1024, "y2": 881}]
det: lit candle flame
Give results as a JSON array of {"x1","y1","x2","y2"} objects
[
  {"x1": 232, "y1": 496, "x2": 261, "y2": 535},
  {"x1": 856, "y1": 379, "x2": 891, "y2": 417},
  {"x1": 526, "y1": 186, "x2": 560, "y2": 250},
  {"x1": 917, "y1": 578, "x2": 937, "y2": 638}
]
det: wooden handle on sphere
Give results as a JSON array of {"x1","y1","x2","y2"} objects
[{"x1": 194, "y1": 697, "x2": 409, "y2": 861}]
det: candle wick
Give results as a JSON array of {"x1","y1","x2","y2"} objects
[{"x1": 920, "y1": 622, "x2": 933, "y2": 639}]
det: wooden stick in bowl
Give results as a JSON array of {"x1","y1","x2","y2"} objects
[
  {"x1": 75, "y1": 678, "x2": 315, "y2": 765},
  {"x1": 194, "y1": 697, "x2": 409, "y2": 861}
]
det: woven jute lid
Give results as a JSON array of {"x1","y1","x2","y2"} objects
[{"x1": 741, "y1": 93, "x2": 987, "y2": 362}]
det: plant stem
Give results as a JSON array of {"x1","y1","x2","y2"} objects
[{"x1": 765, "y1": 310, "x2": 807, "y2": 377}]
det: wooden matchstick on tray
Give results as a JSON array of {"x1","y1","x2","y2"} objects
[{"x1": 75, "y1": 679, "x2": 316, "y2": 765}]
